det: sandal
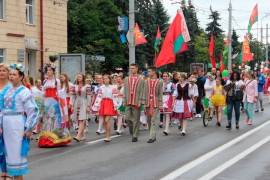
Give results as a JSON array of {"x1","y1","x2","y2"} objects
[
  {"x1": 1, "y1": 176, "x2": 13, "y2": 180},
  {"x1": 73, "y1": 137, "x2": 80, "y2": 142}
]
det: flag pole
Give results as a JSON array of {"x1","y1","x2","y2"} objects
[
  {"x1": 228, "y1": 1, "x2": 232, "y2": 71},
  {"x1": 129, "y1": 0, "x2": 135, "y2": 67}
]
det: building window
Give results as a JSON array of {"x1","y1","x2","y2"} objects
[
  {"x1": 26, "y1": 0, "x2": 34, "y2": 24},
  {"x1": 0, "y1": 49, "x2": 5, "y2": 63},
  {"x1": 0, "y1": 0, "x2": 5, "y2": 20}
]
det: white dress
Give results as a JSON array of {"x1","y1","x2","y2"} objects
[
  {"x1": 0, "y1": 86, "x2": 38, "y2": 176},
  {"x1": 70, "y1": 84, "x2": 91, "y2": 122}
]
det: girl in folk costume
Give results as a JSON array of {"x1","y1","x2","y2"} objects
[
  {"x1": 171, "y1": 72, "x2": 180, "y2": 125},
  {"x1": 38, "y1": 61, "x2": 71, "y2": 147},
  {"x1": 209, "y1": 77, "x2": 226, "y2": 126},
  {"x1": 92, "y1": 75, "x2": 118, "y2": 142},
  {"x1": 70, "y1": 73, "x2": 91, "y2": 142},
  {"x1": 188, "y1": 76, "x2": 199, "y2": 121},
  {"x1": 161, "y1": 72, "x2": 175, "y2": 135},
  {"x1": 172, "y1": 73, "x2": 195, "y2": 136},
  {"x1": 91, "y1": 75, "x2": 106, "y2": 135},
  {"x1": 0, "y1": 63, "x2": 38, "y2": 179},
  {"x1": 115, "y1": 76, "x2": 125, "y2": 134},
  {"x1": 60, "y1": 73, "x2": 72, "y2": 131},
  {"x1": 31, "y1": 79, "x2": 43, "y2": 135},
  {"x1": 0, "y1": 64, "x2": 12, "y2": 180}
]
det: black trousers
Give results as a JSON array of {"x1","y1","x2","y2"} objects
[{"x1": 196, "y1": 95, "x2": 202, "y2": 114}]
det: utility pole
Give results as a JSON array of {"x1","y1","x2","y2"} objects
[
  {"x1": 266, "y1": 23, "x2": 269, "y2": 67},
  {"x1": 228, "y1": 1, "x2": 232, "y2": 71},
  {"x1": 129, "y1": 0, "x2": 135, "y2": 66}
]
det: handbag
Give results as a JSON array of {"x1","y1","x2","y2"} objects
[{"x1": 235, "y1": 90, "x2": 243, "y2": 101}]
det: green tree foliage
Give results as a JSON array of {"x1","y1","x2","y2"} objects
[{"x1": 68, "y1": 0, "x2": 128, "y2": 73}]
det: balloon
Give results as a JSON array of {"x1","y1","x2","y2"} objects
[
  {"x1": 265, "y1": 67, "x2": 268, "y2": 71},
  {"x1": 248, "y1": 66, "x2": 251, "y2": 70},
  {"x1": 268, "y1": 61, "x2": 270, "y2": 65},
  {"x1": 255, "y1": 63, "x2": 258, "y2": 67},
  {"x1": 222, "y1": 70, "x2": 229, "y2": 77},
  {"x1": 245, "y1": 65, "x2": 248, "y2": 68},
  {"x1": 254, "y1": 67, "x2": 257, "y2": 70},
  {"x1": 241, "y1": 63, "x2": 245, "y2": 67},
  {"x1": 260, "y1": 65, "x2": 264, "y2": 68},
  {"x1": 262, "y1": 61, "x2": 265, "y2": 65},
  {"x1": 238, "y1": 66, "x2": 241, "y2": 69}
]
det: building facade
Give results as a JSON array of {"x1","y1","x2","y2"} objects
[{"x1": 0, "y1": 0, "x2": 68, "y2": 78}]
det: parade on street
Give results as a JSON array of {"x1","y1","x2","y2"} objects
[{"x1": 0, "y1": 0, "x2": 270, "y2": 180}]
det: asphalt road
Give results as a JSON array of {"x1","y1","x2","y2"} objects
[{"x1": 25, "y1": 98, "x2": 270, "y2": 180}]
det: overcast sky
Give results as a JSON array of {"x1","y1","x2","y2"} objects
[{"x1": 163, "y1": 0, "x2": 270, "y2": 43}]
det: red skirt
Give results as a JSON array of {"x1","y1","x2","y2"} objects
[
  {"x1": 66, "y1": 97, "x2": 72, "y2": 115},
  {"x1": 99, "y1": 98, "x2": 117, "y2": 116},
  {"x1": 45, "y1": 88, "x2": 58, "y2": 101}
]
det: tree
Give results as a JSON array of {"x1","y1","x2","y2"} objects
[
  {"x1": 205, "y1": 6, "x2": 224, "y2": 40},
  {"x1": 68, "y1": 0, "x2": 128, "y2": 73},
  {"x1": 231, "y1": 29, "x2": 240, "y2": 54}
]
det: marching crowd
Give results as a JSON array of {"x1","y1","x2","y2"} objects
[{"x1": 0, "y1": 59, "x2": 269, "y2": 180}]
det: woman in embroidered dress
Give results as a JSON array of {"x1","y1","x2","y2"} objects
[
  {"x1": 31, "y1": 79, "x2": 43, "y2": 136},
  {"x1": 38, "y1": 62, "x2": 71, "y2": 147},
  {"x1": 70, "y1": 73, "x2": 91, "y2": 142},
  {"x1": 91, "y1": 75, "x2": 106, "y2": 135},
  {"x1": 172, "y1": 73, "x2": 194, "y2": 136},
  {"x1": 93, "y1": 75, "x2": 118, "y2": 142},
  {"x1": 171, "y1": 72, "x2": 180, "y2": 125},
  {"x1": 60, "y1": 73, "x2": 72, "y2": 131},
  {"x1": 0, "y1": 64, "x2": 12, "y2": 180},
  {"x1": 209, "y1": 77, "x2": 226, "y2": 126},
  {"x1": 161, "y1": 72, "x2": 175, "y2": 135},
  {"x1": 0, "y1": 63, "x2": 38, "y2": 180}
]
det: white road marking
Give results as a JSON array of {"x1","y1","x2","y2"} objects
[
  {"x1": 160, "y1": 120, "x2": 270, "y2": 180},
  {"x1": 85, "y1": 135, "x2": 121, "y2": 145},
  {"x1": 198, "y1": 135, "x2": 270, "y2": 180}
]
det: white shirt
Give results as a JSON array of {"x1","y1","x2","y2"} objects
[
  {"x1": 225, "y1": 80, "x2": 244, "y2": 91},
  {"x1": 204, "y1": 79, "x2": 216, "y2": 98},
  {"x1": 173, "y1": 83, "x2": 194, "y2": 98},
  {"x1": 99, "y1": 85, "x2": 117, "y2": 99}
]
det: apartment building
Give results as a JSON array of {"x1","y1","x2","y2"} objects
[{"x1": 0, "y1": 0, "x2": 68, "y2": 78}]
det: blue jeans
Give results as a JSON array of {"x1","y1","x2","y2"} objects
[
  {"x1": 244, "y1": 99, "x2": 254, "y2": 122},
  {"x1": 227, "y1": 100, "x2": 241, "y2": 122}
]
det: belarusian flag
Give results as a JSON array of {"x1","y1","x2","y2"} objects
[
  {"x1": 222, "y1": 36, "x2": 229, "y2": 69},
  {"x1": 154, "y1": 26, "x2": 161, "y2": 58},
  {"x1": 248, "y1": 4, "x2": 258, "y2": 34},
  {"x1": 242, "y1": 34, "x2": 253, "y2": 62},
  {"x1": 155, "y1": 9, "x2": 190, "y2": 68}
]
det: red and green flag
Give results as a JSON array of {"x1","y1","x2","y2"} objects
[
  {"x1": 154, "y1": 26, "x2": 161, "y2": 58},
  {"x1": 248, "y1": 4, "x2": 258, "y2": 34},
  {"x1": 220, "y1": 53, "x2": 224, "y2": 73},
  {"x1": 155, "y1": 9, "x2": 190, "y2": 68},
  {"x1": 222, "y1": 36, "x2": 229, "y2": 69},
  {"x1": 134, "y1": 23, "x2": 147, "y2": 46}
]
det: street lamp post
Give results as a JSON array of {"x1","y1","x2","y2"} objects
[
  {"x1": 129, "y1": 0, "x2": 135, "y2": 66},
  {"x1": 261, "y1": 14, "x2": 270, "y2": 67}
]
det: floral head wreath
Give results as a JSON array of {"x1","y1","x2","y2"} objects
[
  {"x1": 9, "y1": 62, "x2": 24, "y2": 74},
  {"x1": 111, "y1": 73, "x2": 119, "y2": 78},
  {"x1": 43, "y1": 62, "x2": 57, "y2": 73}
]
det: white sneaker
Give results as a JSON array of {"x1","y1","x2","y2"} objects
[
  {"x1": 173, "y1": 120, "x2": 179, "y2": 124},
  {"x1": 189, "y1": 117, "x2": 193, "y2": 121},
  {"x1": 198, "y1": 114, "x2": 201, "y2": 118},
  {"x1": 100, "y1": 130, "x2": 106, "y2": 134},
  {"x1": 84, "y1": 129, "x2": 88, "y2": 133},
  {"x1": 194, "y1": 114, "x2": 199, "y2": 118}
]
